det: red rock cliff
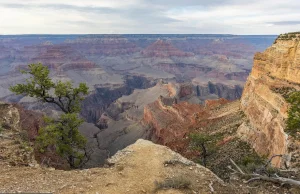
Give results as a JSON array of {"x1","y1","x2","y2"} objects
[{"x1": 143, "y1": 97, "x2": 203, "y2": 148}]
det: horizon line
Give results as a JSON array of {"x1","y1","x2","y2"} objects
[{"x1": 0, "y1": 33, "x2": 278, "y2": 36}]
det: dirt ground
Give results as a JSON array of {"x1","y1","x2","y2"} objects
[{"x1": 0, "y1": 139, "x2": 239, "y2": 194}]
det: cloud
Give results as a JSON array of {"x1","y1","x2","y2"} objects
[
  {"x1": 270, "y1": 21, "x2": 300, "y2": 25},
  {"x1": 0, "y1": 3, "x2": 115, "y2": 13},
  {"x1": 0, "y1": 0, "x2": 300, "y2": 34}
]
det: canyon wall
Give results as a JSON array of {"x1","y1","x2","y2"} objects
[
  {"x1": 238, "y1": 33, "x2": 300, "y2": 167},
  {"x1": 143, "y1": 96, "x2": 203, "y2": 149},
  {"x1": 141, "y1": 39, "x2": 194, "y2": 57},
  {"x1": 81, "y1": 75, "x2": 156, "y2": 123},
  {"x1": 196, "y1": 83, "x2": 243, "y2": 100}
]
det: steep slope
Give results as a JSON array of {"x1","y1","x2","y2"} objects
[
  {"x1": 0, "y1": 102, "x2": 37, "y2": 166},
  {"x1": 238, "y1": 33, "x2": 300, "y2": 167},
  {"x1": 87, "y1": 82, "x2": 202, "y2": 166},
  {"x1": 144, "y1": 97, "x2": 204, "y2": 146}
]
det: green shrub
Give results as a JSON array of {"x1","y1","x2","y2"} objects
[{"x1": 240, "y1": 155, "x2": 265, "y2": 167}]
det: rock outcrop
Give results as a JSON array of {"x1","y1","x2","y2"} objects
[
  {"x1": 0, "y1": 139, "x2": 238, "y2": 194},
  {"x1": 238, "y1": 33, "x2": 300, "y2": 167},
  {"x1": 143, "y1": 96, "x2": 204, "y2": 147},
  {"x1": 195, "y1": 82, "x2": 244, "y2": 101}
]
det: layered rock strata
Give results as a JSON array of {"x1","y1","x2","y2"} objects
[{"x1": 238, "y1": 33, "x2": 300, "y2": 167}]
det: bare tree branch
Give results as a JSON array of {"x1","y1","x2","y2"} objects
[
  {"x1": 230, "y1": 158, "x2": 245, "y2": 174},
  {"x1": 230, "y1": 158, "x2": 300, "y2": 188},
  {"x1": 264, "y1": 154, "x2": 283, "y2": 168}
]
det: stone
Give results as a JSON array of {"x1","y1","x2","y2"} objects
[{"x1": 238, "y1": 33, "x2": 300, "y2": 167}]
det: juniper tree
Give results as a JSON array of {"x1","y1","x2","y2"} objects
[
  {"x1": 189, "y1": 133, "x2": 215, "y2": 167},
  {"x1": 10, "y1": 63, "x2": 90, "y2": 168}
]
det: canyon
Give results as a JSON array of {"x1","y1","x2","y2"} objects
[
  {"x1": 144, "y1": 33, "x2": 300, "y2": 171},
  {"x1": 0, "y1": 34, "x2": 280, "y2": 168},
  {"x1": 1, "y1": 33, "x2": 300, "y2": 193},
  {"x1": 0, "y1": 34, "x2": 275, "y2": 118}
]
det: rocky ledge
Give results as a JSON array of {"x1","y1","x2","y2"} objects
[{"x1": 0, "y1": 136, "x2": 238, "y2": 193}]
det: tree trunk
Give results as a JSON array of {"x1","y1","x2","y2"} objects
[{"x1": 201, "y1": 143, "x2": 207, "y2": 167}]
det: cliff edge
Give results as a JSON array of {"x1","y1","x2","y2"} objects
[
  {"x1": 0, "y1": 137, "x2": 237, "y2": 193},
  {"x1": 238, "y1": 32, "x2": 300, "y2": 167}
]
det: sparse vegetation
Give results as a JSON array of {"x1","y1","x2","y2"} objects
[
  {"x1": 207, "y1": 138, "x2": 265, "y2": 180},
  {"x1": 275, "y1": 32, "x2": 300, "y2": 42},
  {"x1": 230, "y1": 155, "x2": 300, "y2": 188},
  {"x1": 189, "y1": 133, "x2": 217, "y2": 167},
  {"x1": 270, "y1": 86, "x2": 296, "y2": 100},
  {"x1": 10, "y1": 63, "x2": 90, "y2": 168},
  {"x1": 19, "y1": 130, "x2": 29, "y2": 142},
  {"x1": 286, "y1": 91, "x2": 300, "y2": 138},
  {"x1": 154, "y1": 176, "x2": 191, "y2": 191},
  {"x1": 0, "y1": 123, "x2": 3, "y2": 134},
  {"x1": 19, "y1": 141, "x2": 34, "y2": 153},
  {"x1": 238, "y1": 154, "x2": 271, "y2": 175}
]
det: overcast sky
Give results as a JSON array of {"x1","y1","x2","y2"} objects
[{"x1": 0, "y1": 0, "x2": 299, "y2": 35}]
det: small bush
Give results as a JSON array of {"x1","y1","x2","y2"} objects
[
  {"x1": 19, "y1": 141, "x2": 33, "y2": 152},
  {"x1": 189, "y1": 133, "x2": 218, "y2": 167},
  {"x1": 19, "y1": 130, "x2": 29, "y2": 141},
  {"x1": 154, "y1": 176, "x2": 191, "y2": 191},
  {"x1": 239, "y1": 154, "x2": 266, "y2": 173},
  {"x1": 116, "y1": 165, "x2": 124, "y2": 171},
  {"x1": 240, "y1": 155, "x2": 265, "y2": 167}
]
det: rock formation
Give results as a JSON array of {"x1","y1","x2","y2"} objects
[
  {"x1": 81, "y1": 75, "x2": 156, "y2": 123},
  {"x1": 143, "y1": 95, "x2": 204, "y2": 148},
  {"x1": 194, "y1": 82, "x2": 243, "y2": 101},
  {"x1": 66, "y1": 36, "x2": 140, "y2": 56},
  {"x1": 85, "y1": 81, "x2": 201, "y2": 166},
  {"x1": 142, "y1": 39, "x2": 194, "y2": 57},
  {"x1": 0, "y1": 34, "x2": 275, "y2": 109},
  {"x1": 28, "y1": 45, "x2": 96, "y2": 71},
  {"x1": 238, "y1": 33, "x2": 300, "y2": 167},
  {"x1": 0, "y1": 95, "x2": 294, "y2": 193}
]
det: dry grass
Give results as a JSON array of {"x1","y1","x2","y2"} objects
[{"x1": 154, "y1": 176, "x2": 191, "y2": 191}]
